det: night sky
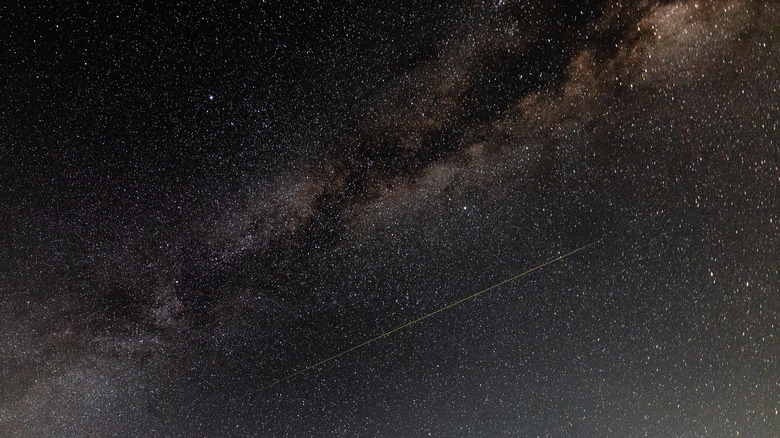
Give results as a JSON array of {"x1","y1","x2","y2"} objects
[{"x1": 2, "y1": 1, "x2": 779, "y2": 436}]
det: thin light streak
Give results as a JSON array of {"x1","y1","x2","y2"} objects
[{"x1": 264, "y1": 239, "x2": 601, "y2": 388}]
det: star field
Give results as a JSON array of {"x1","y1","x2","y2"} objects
[{"x1": 2, "y1": 1, "x2": 779, "y2": 436}]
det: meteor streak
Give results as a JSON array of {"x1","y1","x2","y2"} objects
[{"x1": 265, "y1": 239, "x2": 601, "y2": 388}]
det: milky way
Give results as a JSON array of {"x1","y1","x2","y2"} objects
[{"x1": 3, "y1": 1, "x2": 779, "y2": 436}]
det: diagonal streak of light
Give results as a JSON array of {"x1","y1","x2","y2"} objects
[{"x1": 265, "y1": 238, "x2": 602, "y2": 388}]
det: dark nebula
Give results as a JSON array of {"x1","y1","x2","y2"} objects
[{"x1": 2, "y1": 1, "x2": 779, "y2": 436}]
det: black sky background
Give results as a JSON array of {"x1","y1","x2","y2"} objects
[{"x1": 2, "y1": 1, "x2": 779, "y2": 436}]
